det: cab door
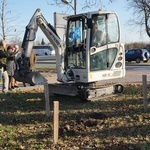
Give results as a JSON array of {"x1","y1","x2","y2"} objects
[{"x1": 88, "y1": 13, "x2": 125, "y2": 82}]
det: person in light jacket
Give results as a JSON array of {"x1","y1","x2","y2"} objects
[{"x1": 0, "y1": 40, "x2": 9, "y2": 93}]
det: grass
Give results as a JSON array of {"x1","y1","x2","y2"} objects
[
  {"x1": 35, "y1": 66, "x2": 56, "y2": 78},
  {"x1": 35, "y1": 66, "x2": 56, "y2": 71},
  {"x1": 0, "y1": 84, "x2": 150, "y2": 149},
  {"x1": 125, "y1": 60, "x2": 150, "y2": 65}
]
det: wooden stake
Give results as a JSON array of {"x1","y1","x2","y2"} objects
[
  {"x1": 53, "y1": 101, "x2": 59, "y2": 144},
  {"x1": 142, "y1": 75, "x2": 148, "y2": 112},
  {"x1": 44, "y1": 82, "x2": 50, "y2": 117}
]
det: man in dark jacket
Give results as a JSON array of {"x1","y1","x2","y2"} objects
[{"x1": 0, "y1": 40, "x2": 9, "y2": 93}]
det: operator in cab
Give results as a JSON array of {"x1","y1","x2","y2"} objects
[{"x1": 91, "y1": 23, "x2": 103, "y2": 47}]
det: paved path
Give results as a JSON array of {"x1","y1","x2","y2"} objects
[
  {"x1": 0, "y1": 74, "x2": 57, "y2": 93},
  {"x1": 0, "y1": 69, "x2": 150, "y2": 93}
]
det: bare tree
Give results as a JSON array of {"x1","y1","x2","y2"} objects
[
  {"x1": 0, "y1": 0, "x2": 22, "y2": 41},
  {"x1": 127, "y1": 0, "x2": 150, "y2": 38},
  {"x1": 47, "y1": 0, "x2": 115, "y2": 14},
  {"x1": 125, "y1": 42, "x2": 147, "y2": 49},
  {"x1": 0, "y1": 0, "x2": 7, "y2": 40}
]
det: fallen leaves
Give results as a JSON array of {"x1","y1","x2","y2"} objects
[{"x1": 0, "y1": 85, "x2": 150, "y2": 149}]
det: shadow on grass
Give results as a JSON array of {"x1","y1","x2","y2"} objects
[
  {"x1": 104, "y1": 142, "x2": 150, "y2": 150},
  {"x1": 50, "y1": 94, "x2": 148, "y2": 113},
  {"x1": 0, "y1": 86, "x2": 150, "y2": 149},
  {"x1": 0, "y1": 90, "x2": 50, "y2": 125},
  {"x1": 0, "y1": 91, "x2": 45, "y2": 113},
  {"x1": 0, "y1": 88, "x2": 149, "y2": 125}
]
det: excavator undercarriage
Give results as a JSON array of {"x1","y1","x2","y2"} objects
[{"x1": 48, "y1": 82, "x2": 123, "y2": 101}]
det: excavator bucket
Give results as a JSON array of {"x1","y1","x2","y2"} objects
[{"x1": 14, "y1": 71, "x2": 47, "y2": 86}]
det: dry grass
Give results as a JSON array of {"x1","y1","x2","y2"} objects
[{"x1": 0, "y1": 84, "x2": 150, "y2": 149}]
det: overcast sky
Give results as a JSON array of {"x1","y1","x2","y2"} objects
[{"x1": 8, "y1": 0, "x2": 150, "y2": 44}]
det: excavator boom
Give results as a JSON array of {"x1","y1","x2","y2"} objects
[{"x1": 14, "y1": 9, "x2": 69, "y2": 85}]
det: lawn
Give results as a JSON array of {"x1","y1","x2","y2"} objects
[{"x1": 0, "y1": 84, "x2": 150, "y2": 150}]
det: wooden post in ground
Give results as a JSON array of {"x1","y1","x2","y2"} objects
[
  {"x1": 44, "y1": 82, "x2": 50, "y2": 117},
  {"x1": 53, "y1": 101, "x2": 59, "y2": 144},
  {"x1": 142, "y1": 75, "x2": 148, "y2": 112}
]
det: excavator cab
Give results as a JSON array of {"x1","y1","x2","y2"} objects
[{"x1": 65, "y1": 11, "x2": 125, "y2": 83}]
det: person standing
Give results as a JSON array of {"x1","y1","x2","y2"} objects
[
  {"x1": 0, "y1": 40, "x2": 9, "y2": 93},
  {"x1": 6, "y1": 45, "x2": 15, "y2": 90},
  {"x1": 11, "y1": 45, "x2": 19, "y2": 88}
]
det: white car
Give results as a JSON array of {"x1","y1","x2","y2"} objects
[
  {"x1": 33, "y1": 49, "x2": 50, "y2": 55},
  {"x1": 49, "y1": 45, "x2": 55, "y2": 55},
  {"x1": 33, "y1": 45, "x2": 55, "y2": 55},
  {"x1": 49, "y1": 49, "x2": 55, "y2": 55}
]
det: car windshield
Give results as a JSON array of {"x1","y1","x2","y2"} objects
[
  {"x1": 49, "y1": 45, "x2": 54, "y2": 51},
  {"x1": 126, "y1": 50, "x2": 135, "y2": 54}
]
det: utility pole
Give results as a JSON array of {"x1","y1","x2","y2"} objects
[
  {"x1": 74, "y1": 0, "x2": 76, "y2": 15},
  {"x1": 61, "y1": 0, "x2": 77, "y2": 15}
]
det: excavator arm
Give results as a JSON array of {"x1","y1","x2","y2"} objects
[{"x1": 14, "y1": 9, "x2": 69, "y2": 85}]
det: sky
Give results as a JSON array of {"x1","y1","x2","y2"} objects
[{"x1": 7, "y1": 0, "x2": 150, "y2": 44}]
